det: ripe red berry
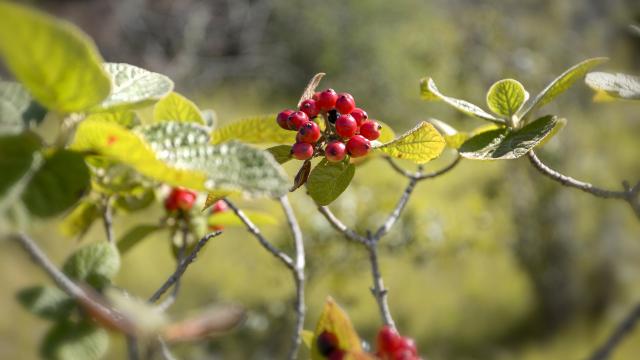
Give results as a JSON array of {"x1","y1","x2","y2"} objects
[
  {"x1": 277, "y1": 109, "x2": 294, "y2": 130},
  {"x1": 297, "y1": 121, "x2": 321, "y2": 143},
  {"x1": 359, "y1": 120, "x2": 381, "y2": 140},
  {"x1": 317, "y1": 331, "x2": 339, "y2": 356},
  {"x1": 325, "y1": 140, "x2": 347, "y2": 162},
  {"x1": 211, "y1": 200, "x2": 227, "y2": 213},
  {"x1": 299, "y1": 99, "x2": 320, "y2": 118},
  {"x1": 317, "y1": 88, "x2": 338, "y2": 112},
  {"x1": 165, "y1": 187, "x2": 197, "y2": 212},
  {"x1": 390, "y1": 348, "x2": 418, "y2": 360},
  {"x1": 350, "y1": 108, "x2": 368, "y2": 126},
  {"x1": 287, "y1": 111, "x2": 309, "y2": 130},
  {"x1": 291, "y1": 142, "x2": 314, "y2": 160},
  {"x1": 312, "y1": 92, "x2": 320, "y2": 101},
  {"x1": 397, "y1": 337, "x2": 418, "y2": 356},
  {"x1": 335, "y1": 92, "x2": 356, "y2": 114},
  {"x1": 346, "y1": 135, "x2": 371, "y2": 158},
  {"x1": 335, "y1": 114, "x2": 358, "y2": 138},
  {"x1": 376, "y1": 326, "x2": 403, "y2": 355}
]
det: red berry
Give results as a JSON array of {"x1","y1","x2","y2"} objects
[
  {"x1": 208, "y1": 224, "x2": 224, "y2": 231},
  {"x1": 312, "y1": 92, "x2": 320, "y2": 101},
  {"x1": 317, "y1": 88, "x2": 338, "y2": 112},
  {"x1": 291, "y1": 142, "x2": 314, "y2": 160},
  {"x1": 359, "y1": 120, "x2": 381, "y2": 140},
  {"x1": 335, "y1": 92, "x2": 356, "y2": 114},
  {"x1": 287, "y1": 111, "x2": 309, "y2": 130},
  {"x1": 165, "y1": 187, "x2": 197, "y2": 212},
  {"x1": 335, "y1": 114, "x2": 358, "y2": 138},
  {"x1": 211, "y1": 200, "x2": 227, "y2": 213},
  {"x1": 317, "y1": 331, "x2": 339, "y2": 356},
  {"x1": 397, "y1": 337, "x2": 418, "y2": 355},
  {"x1": 350, "y1": 108, "x2": 368, "y2": 126},
  {"x1": 277, "y1": 109, "x2": 294, "y2": 130},
  {"x1": 390, "y1": 348, "x2": 418, "y2": 360},
  {"x1": 325, "y1": 140, "x2": 346, "y2": 162},
  {"x1": 377, "y1": 326, "x2": 402, "y2": 355},
  {"x1": 299, "y1": 99, "x2": 320, "y2": 118},
  {"x1": 297, "y1": 121, "x2": 321, "y2": 143}
]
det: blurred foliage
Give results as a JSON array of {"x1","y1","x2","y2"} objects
[{"x1": 1, "y1": 0, "x2": 640, "y2": 359}]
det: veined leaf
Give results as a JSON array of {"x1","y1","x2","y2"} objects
[
  {"x1": 307, "y1": 159, "x2": 355, "y2": 206},
  {"x1": 153, "y1": 91, "x2": 205, "y2": 124},
  {"x1": 518, "y1": 57, "x2": 608, "y2": 119},
  {"x1": 427, "y1": 118, "x2": 467, "y2": 149},
  {"x1": 41, "y1": 321, "x2": 108, "y2": 360},
  {"x1": 420, "y1": 77, "x2": 502, "y2": 124},
  {"x1": 62, "y1": 242, "x2": 120, "y2": 289},
  {"x1": 0, "y1": 132, "x2": 42, "y2": 198},
  {"x1": 376, "y1": 120, "x2": 396, "y2": 144},
  {"x1": 585, "y1": 72, "x2": 640, "y2": 101},
  {"x1": 0, "y1": 81, "x2": 47, "y2": 134},
  {"x1": 17, "y1": 286, "x2": 74, "y2": 321},
  {"x1": 373, "y1": 121, "x2": 445, "y2": 164},
  {"x1": 211, "y1": 115, "x2": 297, "y2": 145},
  {"x1": 310, "y1": 297, "x2": 362, "y2": 360},
  {"x1": 486, "y1": 79, "x2": 528, "y2": 117},
  {"x1": 0, "y1": 2, "x2": 110, "y2": 112},
  {"x1": 459, "y1": 115, "x2": 559, "y2": 160}
]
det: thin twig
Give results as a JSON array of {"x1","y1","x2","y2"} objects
[
  {"x1": 224, "y1": 199, "x2": 295, "y2": 270},
  {"x1": 148, "y1": 231, "x2": 221, "y2": 303},
  {"x1": 385, "y1": 153, "x2": 462, "y2": 181},
  {"x1": 157, "y1": 225, "x2": 189, "y2": 312},
  {"x1": 102, "y1": 196, "x2": 114, "y2": 244},
  {"x1": 158, "y1": 337, "x2": 178, "y2": 360},
  {"x1": 588, "y1": 303, "x2": 640, "y2": 360},
  {"x1": 366, "y1": 237, "x2": 396, "y2": 329},
  {"x1": 316, "y1": 206, "x2": 368, "y2": 244}
]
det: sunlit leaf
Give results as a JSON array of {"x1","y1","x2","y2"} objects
[
  {"x1": 210, "y1": 115, "x2": 297, "y2": 145},
  {"x1": 153, "y1": 91, "x2": 205, "y2": 124},
  {"x1": 426, "y1": 118, "x2": 467, "y2": 149},
  {"x1": 307, "y1": 160, "x2": 355, "y2": 206},
  {"x1": 585, "y1": 72, "x2": 640, "y2": 101},
  {"x1": 60, "y1": 200, "x2": 100, "y2": 240},
  {"x1": 376, "y1": 120, "x2": 396, "y2": 144},
  {"x1": 310, "y1": 297, "x2": 362, "y2": 360},
  {"x1": 208, "y1": 210, "x2": 278, "y2": 227},
  {"x1": 486, "y1": 79, "x2": 528, "y2": 117},
  {"x1": 373, "y1": 121, "x2": 445, "y2": 164}
]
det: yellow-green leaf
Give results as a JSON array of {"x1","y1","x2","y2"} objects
[
  {"x1": 208, "y1": 210, "x2": 278, "y2": 227},
  {"x1": 373, "y1": 121, "x2": 445, "y2": 164},
  {"x1": 60, "y1": 199, "x2": 100, "y2": 240},
  {"x1": 211, "y1": 115, "x2": 297, "y2": 145},
  {"x1": 426, "y1": 118, "x2": 467, "y2": 149},
  {"x1": 153, "y1": 91, "x2": 204, "y2": 124},
  {"x1": 376, "y1": 120, "x2": 396, "y2": 144},
  {"x1": 486, "y1": 79, "x2": 529, "y2": 117},
  {"x1": 0, "y1": 2, "x2": 111, "y2": 112},
  {"x1": 310, "y1": 297, "x2": 362, "y2": 360}
]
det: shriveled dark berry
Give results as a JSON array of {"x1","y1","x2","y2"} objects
[
  {"x1": 328, "y1": 109, "x2": 339, "y2": 124},
  {"x1": 317, "y1": 331, "x2": 339, "y2": 356}
]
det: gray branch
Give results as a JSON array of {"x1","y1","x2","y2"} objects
[
  {"x1": 366, "y1": 238, "x2": 396, "y2": 329},
  {"x1": 102, "y1": 196, "x2": 114, "y2": 244},
  {"x1": 588, "y1": 302, "x2": 640, "y2": 360}
]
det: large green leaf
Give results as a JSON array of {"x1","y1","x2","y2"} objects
[
  {"x1": 517, "y1": 57, "x2": 608, "y2": 119},
  {"x1": 486, "y1": 79, "x2": 528, "y2": 117},
  {"x1": 72, "y1": 119, "x2": 289, "y2": 197},
  {"x1": 373, "y1": 121, "x2": 445, "y2": 164},
  {"x1": 17, "y1": 286, "x2": 75, "y2": 321},
  {"x1": 0, "y1": 133, "x2": 42, "y2": 198},
  {"x1": 117, "y1": 224, "x2": 163, "y2": 254},
  {"x1": 459, "y1": 115, "x2": 559, "y2": 160},
  {"x1": 585, "y1": 72, "x2": 640, "y2": 101},
  {"x1": 0, "y1": 81, "x2": 47, "y2": 134},
  {"x1": 153, "y1": 91, "x2": 205, "y2": 124},
  {"x1": 41, "y1": 321, "x2": 108, "y2": 360},
  {"x1": 91, "y1": 63, "x2": 174, "y2": 112},
  {"x1": 307, "y1": 159, "x2": 355, "y2": 206},
  {"x1": 62, "y1": 242, "x2": 120, "y2": 289},
  {"x1": 426, "y1": 118, "x2": 468, "y2": 149},
  {"x1": 420, "y1": 77, "x2": 502, "y2": 124},
  {"x1": 0, "y1": 2, "x2": 110, "y2": 113},
  {"x1": 211, "y1": 115, "x2": 297, "y2": 144},
  {"x1": 22, "y1": 150, "x2": 91, "y2": 218}
]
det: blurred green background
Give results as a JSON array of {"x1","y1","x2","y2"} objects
[{"x1": 1, "y1": 0, "x2": 640, "y2": 359}]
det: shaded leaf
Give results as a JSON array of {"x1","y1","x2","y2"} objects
[
  {"x1": 420, "y1": 77, "x2": 502, "y2": 123},
  {"x1": 266, "y1": 145, "x2": 292, "y2": 164},
  {"x1": 373, "y1": 121, "x2": 445, "y2": 164},
  {"x1": 291, "y1": 160, "x2": 311, "y2": 192},
  {"x1": 0, "y1": 132, "x2": 42, "y2": 198},
  {"x1": 311, "y1": 297, "x2": 362, "y2": 360},
  {"x1": 210, "y1": 115, "x2": 297, "y2": 145},
  {"x1": 153, "y1": 91, "x2": 204, "y2": 124},
  {"x1": 0, "y1": 81, "x2": 47, "y2": 134},
  {"x1": 0, "y1": 2, "x2": 110, "y2": 112},
  {"x1": 585, "y1": 72, "x2": 640, "y2": 101},
  {"x1": 486, "y1": 79, "x2": 528, "y2": 117},
  {"x1": 41, "y1": 321, "x2": 108, "y2": 360},
  {"x1": 60, "y1": 200, "x2": 100, "y2": 240},
  {"x1": 117, "y1": 224, "x2": 163, "y2": 254},
  {"x1": 17, "y1": 286, "x2": 75, "y2": 321},
  {"x1": 62, "y1": 242, "x2": 120, "y2": 289},
  {"x1": 307, "y1": 159, "x2": 355, "y2": 206}
]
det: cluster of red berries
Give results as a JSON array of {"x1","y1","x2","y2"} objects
[
  {"x1": 164, "y1": 187, "x2": 197, "y2": 212},
  {"x1": 277, "y1": 89, "x2": 381, "y2": 162},
  {"x1": 316, "y1": 326, "x2": 420, "y2": 360}
]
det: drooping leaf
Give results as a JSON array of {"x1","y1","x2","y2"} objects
[
  {"x1": 17, "y1": 286, "x2": 75, "y2": 321},
  {"x1": 208, "y1": 210, "x2": 278, "y2": 227},
  {"x1": 41, "y1": 321, "x2": 108, "y2": 360},
  {"x1": 92, "y1": 63, "x2": 174, "y2": 112},
  {"x1": 210, "y1": 115, "x2": 297, "y2": 145},
  {"x1": 291, "y1": 160, "x2": 311, "y2": 192},
  {"x1": 420, "y1": 77, "x2": 502, "y2": 124},
  {"x1": 307, "y1": 159, "x2": 355, "y2": 206},
  {"x1": 117, "y1": 224, "x2": 164, "y2": 254},
  {"x1": 0, "y1": 2, "x2": 111, "y2": 112},
  {"x1": 0, "y1": 81, "x2": 47, "y2": 134},
  {"x1": 266, "y1": 145, "x2": 292, "y2": 164},
  {"x1": 517, "y1": 57, "x2": 608, "y2": 119},
  {"x1": 0, "y1": 132, "x2": 42, "y2": 198},
  {"x1": 486, "y1": 79, "x2": 529, "y2": 117},
  {"x1": 373, "y1": 121, "x2": 445, "y2": 164},
  {"x1": 153, "y1": 91, "x2": 205, "y2": 124},
  {"x1": 62, "y1": 242, "x2": 120, "y2": 289},
  {"x1": 585, "y1": 72, "x2": 640, "y2": 101},
  {"x1": 22, "y1": 150, "x2": 91, "y2": 218},
  {"x1": 459, "y1": 115, "x2": 559, "y2": 160},
  {"x1": 310, "y1": 297, "x2": 362, "y2": 360},
  {"x1": 60, "y1": 200, "x2": 100, "y2": 240}
]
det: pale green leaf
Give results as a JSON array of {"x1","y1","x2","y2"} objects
[
  {"x1": 17, "y1": 286, "x2": 74, "y2": 321},
  {"x1": 211, "y1": 115, "x2": 297, "y2": 144},
  {"x1": 0, "y1": 81, "x2": 47, "y2": 134},
  {"x1": 62, "y1": 242, "x2": 120, "y2": 289},
  {"x1": 84, "y1": 111, "x2": 140, "y2": 129},
  {"x1": 117, "y1": 224, "x2": 163, "y2": 254},
  {"x1": 310, "y1": 297, "x2": 362, "y2": 360},
  {"x1": 486, "y1": 79, "x2": 529, "y2": 117},
  {"x1": 376, "y1": 120, "x2": 396, "y2": 144},
  {"x1": 153, "y1": 91, "x2": 204, "y2": 124},
  {"x1": 0, "y1": 2, "x2": 111, "y2": 112},
  {"x1": 585, "y1": 72, "x2": 640, "y2": 101},
  {"x1": 41, "y1": 322, "x2": 108, "y2": 360},
  {"x1": 60, "y1": 200, "x2": 100, "y2": 240},
  {"x1": 307, "y1": 159, "x2": 355, "y2": 206},
  {"x1": 373, "y1": 121, "x2": 445, "y2": 164}
]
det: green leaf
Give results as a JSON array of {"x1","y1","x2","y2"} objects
[
  {"x1": 117, "y1": 224, "x2": 163, "y2": 254},
  {"x1": 426, "y1": 118, "x2": 468, "y2": 149},
  {"x1": 459, "y1": 115, "x2": 559, "y2": 160},
  {"x1": 208, "y1": 210, "x2": 278, "y2": 227},
  {"x1": 585, "y1": 72, "x2": 640, "y2": 101},
  {"x1": 153, "y1": 91, "x2": 205, "y2": 124},
  {"x1": 17, "y1": 286, "x2": 74, "y2": 321},
  {"x1": 0, "y1": 81, "x2": 47, "y2": 134},
  {"x1": 310, "y1": 297, "x2": 362, "y2": 360},
  {"x1": 211, "y1": 115, "x2": 297, "y2": 145},
  {"x1": 41, "y1": 321, "x2": 108, "y2": 360},
  {"x1": 376, "y1": 120, "x2": 396, "y2": 144},
  {"x1": 266, "y1": 145, "x2": 292, "y2": 164},
  {"x1": 22, "y1": 150, "x2": 91, "y2": 218},
  {"x1": 373, "y1": 121, "x2": 445, "y2": 164},
  {"x1": 72, "y1": 119, "x2": 289, "y2": 198},
  {"x1": 307, "y1": 159, "x2": 355, "y2": 206},
  {"x1": 0, "y1": 2, "x2": 111, "y2": 113},
  {"x1": 0, "y1": 132, "x2": 42, "y2": 198},
  {"x1": 486, "y1": 79, "x2": 528, "y2": 117},
  {"x1": 91, "y1": 63, "x2": 174, "y2": 112},
  {"x1": 84, "y1": 111, "x2": 140, "y2": 129},
  {"x1": 60, "y1": 200, "x2": 100, "y2": 240},
  {"x1": 114, "y1": 187, "x2": 155, "y2": 213},
  {"x1": 62, "y1": 242, "x2": 120, "y2": 289},
  {"x1": 517, "y1": 57, "x2": 608, "y2": 119},
  {"x1": 420, "y1": 77, "x2": 502, "y2": 124}
]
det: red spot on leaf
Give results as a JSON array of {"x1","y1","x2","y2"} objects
[{"x1": 107, "y1": 135, "x2": 118, "y2": 145}]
